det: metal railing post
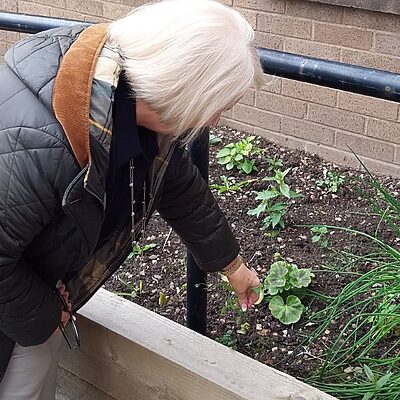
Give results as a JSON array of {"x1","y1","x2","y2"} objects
[{"x1": 187, "y1": 129, "x2": 209, "y2": 335}]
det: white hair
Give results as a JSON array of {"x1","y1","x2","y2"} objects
[{"x1": 108, "y1": 0, "x2": 264, "y2": 142}]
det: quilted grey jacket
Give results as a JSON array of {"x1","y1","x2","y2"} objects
[{"x1": 0, "y1": 24, "x2": 239, "y2": 380}]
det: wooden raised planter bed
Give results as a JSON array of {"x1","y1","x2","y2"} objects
[{"x1": 57, "y1": 289, "x2": 337, "y2": 400}]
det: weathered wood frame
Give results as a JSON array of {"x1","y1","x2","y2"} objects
[{"x1": 59, "y1": 289, "x2": 337, "y2": 400}]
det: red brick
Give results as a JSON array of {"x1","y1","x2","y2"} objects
[
  {"x1": 338, "y1": 92, "x2": 398, "y2": 121},
  {"x1": 121, "y1": 0, "x2": 149, "y2": 6},
  {"x1": 236, "y1": 8, "x2": 257, "y2": 30},
  {"x1": 255, "y1": 127, "x2": 308, "y2": 151},
  {"x1": 0, "y1": 31, "x2": 20, "y2": 44},
  {"x1": 84, "y1": 15, "x2": 107, "y2": 23},
  {"x1": 233, "y1": 0, "x2": 285, "y2": 13},
  {"x1": 219, "y1": 117, "x2": 256, "y2": 134},
  {"x1": 375, "y1": 33, "x2": 400, "y2": 58},
  {"x1": 103, "y1": 2, "x2": 132, "y2": 19},
  {"x1": 358, "y1": 156, "x2": 400, "y2": 177},
  {"x1": 313, "y1": 22, "x2": 373, "y2": 51},
  {"x1": 232, "y1": 103, "x2": 281, "y2": 131},
  {"x1": 308, "y1": 104, "x2": 365, "y2": 133},
  {"x1": 254, "y1": 32, "x2": 283, "y2": 50},
  {"x1": 33, "y1": 0, "x2": 65, "y2": 8},
  {"x1": 335, "y1": 130, "x2": 395, "y2": 161},
  {"x1": 258, "y1": 13, "x2": 312, "y2": 39},
  {"x1": 282, "y1": 117, "x2": 335, "y2": 146},
  {"x1": 49, "y1": 8, "x2": 84, "y2": 20},
  {"x1": 0, "y1": 0, "x2": 17, "y2": 12},
  {"x1": 256, "y1": 92, "x2": 307, "y2": 118},
  {"x1": 261, "y1": 76, "x2": 281, "y2": 94},
  {"x1": 343, "y1": 8, "x2": 400, "y2": 35},
  {"x1": 306, "y1": 143, "x2": 359, "y2": 169},
  {"x1": 18, "y1": 32, "x2": 30, "y2": 41},
  {"x1": 18, "y1": 1, "x2": 51, "y2": 15},
  {"x1": 238, "y1": 89, "x2": 255, "y2": 106},
  {"x1": 286, "y1": 0, "x2": 344, "y2": 23},
  {"x1": 65, "y1": 0, "x2": 103, "y2": 17},
  {"x1": 366, "y1": 119, "x2": 400, "y2": 145},
  {"x1": 222, "y1": 107, "x2": 233, "y2": 118},
  {"x1": 0, "y1": 42, "x2": 9, "y2": 57},
  {"x1": 395, "y1": 147, "x2": 400, "y2": 164},
  {"x1": 284, "y1": 38, "x2": 340, "y2": 61},
  {"x1": 282, "y1": 79, "x2": 337, "y2": 106},
  {"x1": 341, "y1": 49, "x2": 400, "y2": 74}
]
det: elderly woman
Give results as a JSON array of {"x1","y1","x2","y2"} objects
[{"x1": 0, "y1": 0, "x2": 264, "y2": 398}]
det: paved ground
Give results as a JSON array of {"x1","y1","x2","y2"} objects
[{"x1": 56, "y1": 368, "x2": 116, "y2": 400}]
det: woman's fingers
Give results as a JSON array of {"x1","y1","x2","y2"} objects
[
  {"x1": 61, "y1": 310, "x2": 70, "y2": 326},
  {"x1": 237, "y1": 291, "x2": 249, "y2": 312},
  {"x1": 247, "y1": 288, "x2": 260, "y2": 308}
]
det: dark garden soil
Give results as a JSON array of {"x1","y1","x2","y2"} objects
[{"x1": 103, "y1": 126, "x2": 400, "y2": 382}]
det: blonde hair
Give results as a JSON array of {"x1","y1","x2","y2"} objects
[{"x1": 108, "y1": 0, "x2": 264, "y2": 142}]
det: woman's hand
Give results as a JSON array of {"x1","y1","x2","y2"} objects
[
  {"x1": 227, "y1": 263, "x2": 261, "y2": 311},
  {"x1": 58, "y1": 284, "x2": 72, "y2": 327}
]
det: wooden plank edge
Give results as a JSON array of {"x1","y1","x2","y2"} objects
[{"x1": 59, "y1": 288, "x2": 337, "y2": 400}]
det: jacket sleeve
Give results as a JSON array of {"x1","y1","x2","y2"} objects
[
  {"x1": 156, "y1": 146, "x2": 240, "y2": 272},
  {"x1": 0, "y1": 128, "x2": 71, "y2": 346}
]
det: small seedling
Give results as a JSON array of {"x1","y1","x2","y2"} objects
[
  {"x1": 217, "y1": 136, "x2": 262, "y2": 174},
  {"x1": 158, "y1": 291, "x2": 167, "y2": 307},
  {"x1": 127, "y1": 243, "x2": 157, "y2": 259},
  {"x1": 316, "y1": 168, "x2": 345, "y2": 193},
  {"x1": 238, "y1": 322, "x2": 251, "y2": 335},
  {"x1": 266, "y1": 156, "x2": 283, "y2": 171},
  {"x1": 220, "y1": 292, "x2": 241, "y2": 316},
  {"x1": 216, "y1": 330, "x2": 238, "y2": 349},
  {"x1": 210, "y1": 175, "x2": 257, "y2": 195},
  {"x1": 115, "y1": 277, "x2": 144, "y2": 299},
  {"x1": 209, "y1": 133, "x2": 222, "y2": 145},
  {"x1": 311, "y1": 226, "x2": 329, "y2": 248}
]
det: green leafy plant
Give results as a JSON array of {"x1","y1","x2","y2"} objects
[
  {"x1": 311, "y1": 226, "x2": 329, "y2": 248},
  {"x1": 362, "y1": 366, "x2": 393, "y2": 400},
  {"x1": 209, "y1": 133, "x2": 222, "y2": 145},
  {"x1": 216, "y1": 136, "x2": 261, "y2": 174},
  {"x1": 158, "y1": 291, "x2": 167, "y2": 307},
  {"x1": 248, "y1": 168, "x2": 302, "y2": 230},
  {"x1": 268, "y1": 295, "x2": 304, "y2": 326},
  {"x1": 114, "y1": 277, "x2": 144, "y2": 300},
  {"x1": 127, "y1": 243, "x2": 157, "y2": 259},
  {"x1": 264, "y1": 258, "x2": 315, "y2": 325},
  {"x1": 237, "y1": 322, "x2": 251, "y2": 335},
  {"x1": 216, "y1": 330, "x2": 238, "y2": 349},
  {"x1": 210, "y1": 175, "x2": 257, "y2": 195},
  {"x1": 220, "y1": 289, "x2": 241, "y2": 316},
  {"x1": 305, "y1": 162, "x2": 400, "y2": 399},
  {"x1": 266, "y1": 156, "x2": 283, "y2": 171},
  {"x1": 316, "y1": 168, "x2": 345, "y2": 193}
]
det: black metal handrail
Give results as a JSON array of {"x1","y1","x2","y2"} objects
[
  {"x1": 0, "y1": 11, "x2": 90, "y2": 33},
  {"x1": 2, "y1": 11, "x2": 400, "y2": 102},
  {"x1": 1, "y1": 11, "x2": 400, "y2": 335},
  {"x1": 258, "y1": 48, "x2": 400, "y2": 102}
]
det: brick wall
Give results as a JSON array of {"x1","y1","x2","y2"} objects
[{"x1": 1, "y1": 0, "x2": 400, "y2": 176}]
